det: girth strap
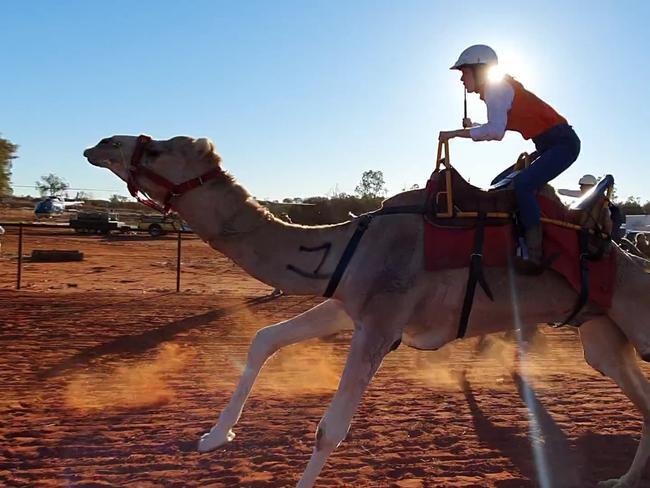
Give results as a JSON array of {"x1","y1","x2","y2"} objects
[
  {"x1": 457, "y1": 212, "x2": 494, "y2": 339},
  {"x1": 552, "y1": 228, "x2": 591, "y2": 327},
  {"x1": 324, "y1": 214, "x2": 373, "y2": 298},
  {"x1": 322, "y1": 205, "x2": 425, "y2": 298}
]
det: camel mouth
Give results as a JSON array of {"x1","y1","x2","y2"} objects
[
  {"x1": 86, "y1": 157, "x2": 108, "y2": 168},
  {"x1": 83, "y1": 148, "x2": 108, "y2": 167}
]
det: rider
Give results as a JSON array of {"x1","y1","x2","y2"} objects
[
  {"x1": 439, "y1": 45, "x2": 581, "y2": 274},
  {"x1": 560, "y1": 174, "x2": 624, "y2": 243},
  {"x1": 636, "y1": 233, "x2": 650, "y2": 258},
  {"x1": 578, "y1": 174, "x2": 597, "y2": 195},
  {"x1": 558, "y1": 174, "x2": 597, "y2": 198}
]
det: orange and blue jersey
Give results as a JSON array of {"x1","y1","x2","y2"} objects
[
  {"x1": 471, "y1": 75, "x2": 567, "y2": 141},
  {"x1": 472, "y1": 75, "x2": 580, "y2": 230}
]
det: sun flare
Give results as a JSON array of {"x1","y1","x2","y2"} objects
[
  {"x1": 492, "y1": 48, "x2": 535, "y2": 85},
  {"x1": 488, "y1": 65, "x2": 505, "y2": 82}
]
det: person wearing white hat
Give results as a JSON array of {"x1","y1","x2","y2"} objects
[
  {"x1": 578, "y1": 174, "x2": 597, "y2": 193},
  {"x1": 558, "y1": 174, "x2": 625, "y2": 243},
  {"x1": 439, "y1": 44, "x2": 580, "y2": 274},
  {"x1": 559, "y1": 174, "x2": 598, "y2": 198}
]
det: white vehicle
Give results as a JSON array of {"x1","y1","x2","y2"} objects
[{"x1": 625, "y1": 214, "x2": 650, "y2": 233}]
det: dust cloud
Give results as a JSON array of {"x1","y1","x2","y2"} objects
[
  {"x1": 406, "y1": 327, "x2": 592, "y2": 391},
  {"x1": 257, "y1": 340, "x2": 345, "y2": 394},
  {"x1": 65, "y1": 343, "x2": 195, "y2": 412}
]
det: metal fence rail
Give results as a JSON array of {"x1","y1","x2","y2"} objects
[{"x1": 0, "y1": 222, "x2": 189, "y2": 291}]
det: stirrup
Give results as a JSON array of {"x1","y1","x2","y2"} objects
[
  {"x1": 514, "y1": 256, "x2": 545, "y2": 275},
  {"x1": 513, "y1": 252, "x2": 560, "y2": 276}
]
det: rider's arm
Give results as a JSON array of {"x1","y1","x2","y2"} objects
[
  {"x1": 557, "y1": 189, "x2": 583, "y2": 198},
  {"x1": 469, "y1": 82, "x2": 514, "y2": 141},
  {"x1": 439, "y1": 128, "x2": 472, "y2": 140}
]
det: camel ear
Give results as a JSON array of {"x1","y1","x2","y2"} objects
[
  {"x1": 191, "y1": 137, "x2": 220, "y2": 164},
  {"x1": 165, "y1": 136, "x2": 219, "y2": 162},
  {"x1": 193, "y1": 137, "x2": 216, "y2": 159}
]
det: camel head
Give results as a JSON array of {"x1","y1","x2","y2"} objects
[{"x1": 83, "y1": 135, "x2": 221, "y2": 207}]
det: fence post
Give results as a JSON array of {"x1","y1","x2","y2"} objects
[
  {"x1": 176, "y1": 230, "x2": 182, "y2": 292},
  {"x1": 17, "y1": 223, "x2": 23, "y2": 290}
]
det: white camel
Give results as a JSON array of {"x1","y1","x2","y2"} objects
[{"x1": 84, "y1": 135, "x2": 650, "y2": 488}]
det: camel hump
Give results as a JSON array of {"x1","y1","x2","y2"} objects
[{"x1": 381, "y1": 188, "x2": 427, "y2": 208}]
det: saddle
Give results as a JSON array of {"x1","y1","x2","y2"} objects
[
  {"x1": 424, "y1": 141, "x2": 616, "y2": 338},
  {"x1": 427, "y1": 141, "x2": 614, "y2": 242},
  {"x1": 427, "y1": 166, "x2": 514, "y2": 224}
]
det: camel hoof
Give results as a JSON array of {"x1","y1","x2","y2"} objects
[
  {"x1": 197, "y1": 427, "x2": 236, "y2": 452},
  {"x1": 598, "y1": 477, "x2": 638, "y2": 488}
]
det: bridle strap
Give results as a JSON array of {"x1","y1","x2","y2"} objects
[
  {"x1": 126, "y1": 134, "x2": 223, "y2": 214},
  {"x1": 160, "y1": 168, "x2": 224, "y2": 211}
]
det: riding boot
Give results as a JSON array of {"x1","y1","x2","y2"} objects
[{"x1": 515, "y1": 224, "x2": 545, "y2": 275}]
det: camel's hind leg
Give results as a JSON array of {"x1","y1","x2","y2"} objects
[
  {"x1": 608, "y1": 250, "x2": 650, "y2": 359},
  {"x1": 580, "y1": 316, "x2": 650, "y2": 488},
  {"x1": 198, "y1": 299, "x2": 353, "y2": 452}
]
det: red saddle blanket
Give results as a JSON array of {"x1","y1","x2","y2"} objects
[{"x1": 423, "y1": 196, "x2": 617, "y2": 308}]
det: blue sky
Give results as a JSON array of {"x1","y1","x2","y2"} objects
[{"x1": 2, "y1": 1, "x2": 649, "y2": 202}]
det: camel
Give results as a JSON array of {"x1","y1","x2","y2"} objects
[{"x1": 84, "y1": 134, "x2": 650, "y2": 488}]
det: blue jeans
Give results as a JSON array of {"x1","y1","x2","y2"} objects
[{"x1": 514, "y1": 123, "x2": 581, "y2": 229}]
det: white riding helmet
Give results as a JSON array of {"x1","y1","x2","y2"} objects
[
  {"x1": 579, "y1": 174, "x2": 597, "y2": 186},
  {"x1": 450, "y1": 45, "x2": 498, "y2": 70}
]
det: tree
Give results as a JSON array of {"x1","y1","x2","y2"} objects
[
  {"x1": 0, "y1": 135, "x2": 18, "y2": 196},
  {"x1": 355, "y1": 170, "x2": 387, "y2": 199},
  {"x1": 35, "y1": 173, "x2": 69, "y2": 197},
  {"x1": 74, "y1": 191, "x2": 93, "y2": 200},
  {"x1": 109, "y1": 194, "x2": 129, "y2": 207},
  {"x1": 401, "y1": 183, "x2": 420, "y2": 192},
  {"x1": 304, "y1": 196, "x2": 328, "y2": 204},
  {"x1": 618, "y1": 196, "x2": 644, "y2": 216},
  {"x1": 327, "y1": 184, "x2": 350, "y2": 199}
]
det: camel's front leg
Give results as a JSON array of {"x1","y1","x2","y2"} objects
[
  {"x1": 296, "y1": 324, "x2": 401, "y2": 488},
  {"x1": 198, "y1": 299, "x2": 353, "y2": 452},
  {"x1": 580, "y1": 316, "x2": 650, "y2": 488}
]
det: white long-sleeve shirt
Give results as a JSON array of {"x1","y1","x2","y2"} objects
[{"x1": 469, "y1": 80, "x2": 515, "y2": 141}]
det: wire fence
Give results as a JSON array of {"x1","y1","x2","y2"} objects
[{"x1": 0, "y1": 222, "x2": 187, "y2": 292}]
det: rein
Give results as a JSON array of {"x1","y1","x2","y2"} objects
[{"x1": 126, "y1": 134, "x2": 224, "y2": 214}]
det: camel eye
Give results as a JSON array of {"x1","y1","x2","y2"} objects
[
  {"x1": 145, "y1": 148, "x2": 161, "y2": 158},
  {"x1": 111, "y1": 141, "x2": 122, "y2": 148}
]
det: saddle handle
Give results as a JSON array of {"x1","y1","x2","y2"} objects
[
  {"x1": 433, "y1": 140, "x2": 454, "y2": 217},
  {"x1": 514, "y1": 152, "x2": 532, "y2": 171},
  {"x1": 436, "y1": 140, "x2": 452, "y2": 171}
]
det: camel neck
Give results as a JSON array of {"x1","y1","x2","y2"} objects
[{"x1": 176, "y1": 185, "x2": 354, "y2": 296}]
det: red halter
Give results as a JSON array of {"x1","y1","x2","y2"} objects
[{"x1": 126, "y1": 134, "x2": 224, "y2": 214}]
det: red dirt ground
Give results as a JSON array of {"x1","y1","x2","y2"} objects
[{"x1": 1, "y1": 221, "x2": 649, "y2": 487}]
